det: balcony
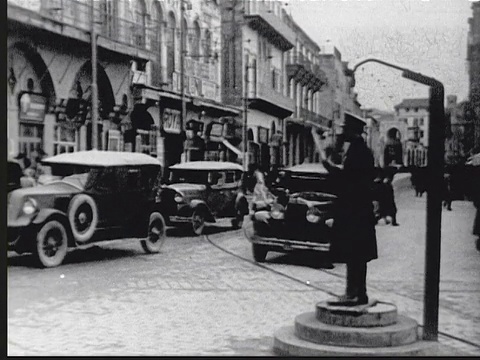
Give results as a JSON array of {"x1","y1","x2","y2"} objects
[
  {"x1": 299, "y1": 108, "x2": 331, "y2": 128},
  {"x1": 7, "y1": 0, "x2": 155, "y2": 61},
  {"x1": 286, "y1": 53, "x2": 328, "y2": 92},
  {"x1": 248, "y1": 82, "x2": 294, "y2": 118},
  {"x1": 244, "y1": 1, "x2": 295, "y2": 51}
]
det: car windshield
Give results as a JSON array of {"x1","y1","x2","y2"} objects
[
  {"x1": 42, "y1": 164, "x2": 92, "y2": 190},
  {"x1": 170, "y1": 169, "x2": 209, "y2": 185}
]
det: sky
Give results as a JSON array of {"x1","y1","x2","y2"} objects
[{"x1": 286, "y1": 0, "x2": 475, "y2": 111}]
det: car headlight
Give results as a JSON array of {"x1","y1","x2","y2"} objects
[
  {"x1": 174, "y1": 193, "x2": 184, "y2": 203},
  {"x1": 306, "y1": 207, "x2": 322, "y2": 223},
  {"x1": 270, "y1": 203, "x2": 285, "y2": 220},
  {"x1": 22, "y1": 198, "x2": 38, "y2": 215}
]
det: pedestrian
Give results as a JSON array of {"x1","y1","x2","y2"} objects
[
  {"x1": 372, "y1": 171, "x2": 383, "y2": 224},
  {"x1": 468, "y1": 164, "x2": 480, "y2": 251},
  {"x1": 311, "y1": 112, "x2": 377, "y2": 306},
  {"x1": 20, "y1": 167, "x2": 36, "y2": 188},
  {"x1": 251, "y1": 165, "x2": 275, "y2": 211},
  {"x1": 14, "y1": 152, "x2": 32, "y2": 172},
  {"x1": 380, "y1": 168, "x2": 399, "y2": 226},
  {"x1": 442, "y1": 173, "x2": 453, "y2": 211}
]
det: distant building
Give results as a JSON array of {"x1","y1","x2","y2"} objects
[
  {"x1": 445, "y1": 95, "x2": 476, "y2": 165},
  {"x1": 394, "y1": 98, "x2": 429, "y2": 167},
  {"x1": 363, "y1": 108, "x2": 403, "y2": 168},
  {"x1": 467, "y1": 1, "x2": 480, "y2": 152}
]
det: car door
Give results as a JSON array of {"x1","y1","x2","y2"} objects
[
  {"x1": 89, "y1": 167, "x2": 122, "y2": 229},
  {"x1": 119, "y1": 166, "x2": 149, "y2": 227},
  {"x1": 206, "y1": 170, "x2": 230, "y2": 217}
]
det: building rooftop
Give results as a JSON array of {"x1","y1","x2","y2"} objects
[{"x1": 394, "y1": 98, "x2": 429, "y2": 110}]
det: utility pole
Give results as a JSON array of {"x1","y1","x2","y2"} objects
[
  {"x1": 90, "y1": 0, "x2": 99, "y2": 150},
  {"x1": 243, "y1": 61, "x2": 249, "y2": 171},
  {"x1": 180, "y1": 1, "x2": 186, "y2": 134}
]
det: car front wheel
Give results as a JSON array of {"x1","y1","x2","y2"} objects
[
  {"x1": 141, "y1": 212, "x2": 167, "y2": 254},
  {"x1": 252, "y1": 244, "x2": 268, "y2": 262},
  {"x1": 34, "y1": 220, "x2": 68, "y2": 268},
  {"x1": 192, "y1": 209, "x2": 206, "y2": 235}
]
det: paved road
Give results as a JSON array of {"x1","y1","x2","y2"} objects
[{"x1": 7, "y1": 174, "x2": 480, "y2": 356}]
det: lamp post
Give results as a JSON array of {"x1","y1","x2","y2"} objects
[
  {"x1": 353, "y1": 58, "x2": 445, "y2": 341},
  {"x1": 180, "y1": 1, "x2": 187, "y2": 136},
  {"x1": 90, "y1": 0, "x2": 99, "y2": 150}
]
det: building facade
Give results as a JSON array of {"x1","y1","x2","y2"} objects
[
  {"x1": 394, "y1": 98, "x2": 429, "y2": 167},
  {"x1": 282, "y1": 13, "x2": 328, "y2": 167},
  {"x1": 7, "y1": 0, "x2": 155, "y2": 159},
  {"x1": 7, "y1": 0, "x2": 242, "y2": 171},
  {"x1": 467, "y1": 1, "x2": 480, "y2": 152},
  {"x1": 220, "y1": 0, "x2": 296, "y2": 171},
  {"x1": 445, "y1": 95, "x2": 476, "y2": 165}
]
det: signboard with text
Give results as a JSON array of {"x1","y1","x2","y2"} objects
[
  {"x1": 19, "y1": 92, "x2": 47, "y2": 122},
  {"x1": 162, "y1": 109, "x2": 182, "y2": 134}
]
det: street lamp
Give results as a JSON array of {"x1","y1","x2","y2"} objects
[{"x1": 352, "y1": 58, "x2": 445, "y2": 341}]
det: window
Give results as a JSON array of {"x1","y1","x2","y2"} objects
[
  {"x1": 133, "y1": 0, "x2": 147, "y2": 47},
  {"x1": 19, "y1": 123, "x2": 44, "y2": 158},
  {"x1": 225, "y1": 171, "x2": 235, "y2": 183},
  {"x1": 420, "y1": 130, "x2": 424, "y2": 138},
  {"x1": 99, "y1": 0, "x2": 117, "y2": 38},
  {"x1": 53, "y1": 124, "x2": 77, "y2": 155},
  {"x1": 419, "y1": 118, "x2": 424, "y2": 126},
  {"x1": 203, "y1": 29, "x2": 211, "y2": 63},
  {"x1": 406, "y1": 107, "x2": 410, "y2": 112},
  {"x1": 167, "y1": 12, "x2": 176, "y2": 81},
  {"x1": 192, "y1": 21, "x2": 201, "y2": 57}
]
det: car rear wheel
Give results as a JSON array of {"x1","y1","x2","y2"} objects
[
  {"x1": 141, "y1": 212, "x2": 167, "y2": 254},
  {"x1": 34, "y1": 220, "x2": 68, "y2": 268},
  {"x1": 252, "y1": 244, "x2": 268, "y2": 262},
  {"x1": 192, "y1": 209, "x2": 206, "y2": 235}
]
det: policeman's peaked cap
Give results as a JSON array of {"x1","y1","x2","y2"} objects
[{"x1": 341, "y1": 112, "x2": 367, "y2": 133}]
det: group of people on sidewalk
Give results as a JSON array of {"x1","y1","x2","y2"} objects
[{"x1": 8, "y1": 150, "x2": 49, "y2": 190}]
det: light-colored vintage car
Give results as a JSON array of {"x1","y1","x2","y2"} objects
[
  {"x1": 7, "y1": 151, "x2": 167, "y2": 268},
  {"x1": 160, "y1": 161, "x2": 249, "y2": 235}
]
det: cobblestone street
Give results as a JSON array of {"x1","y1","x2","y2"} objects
[{"x1": 7, "y1": 175, "x2": 480, "y2": 356}]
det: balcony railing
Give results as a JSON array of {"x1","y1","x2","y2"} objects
[
  {"x1": 8, "y1": 0, "x2": 155, "y2": 59},
  {"x1": 286, "y1": 52, "x2": 327, "y2": 92},
  {"x1": 249, "y1": 81, "x2": 295, "y2": 114},
  {"x1": 299, "y1": 107, "x2": 330, "y2": 128},
  {"x1": 244, "y1": 0, "x2": 295, "y2": 51}
]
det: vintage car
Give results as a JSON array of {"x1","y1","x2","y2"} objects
[
  {"x1": 8, "y1": 159, "x2": 23, "y2": 193},
  {"x1": 244, "y1": 162, "x2": 337, "y2": 262},
  {"x1": 7, "y1": 150, "x2": 167, "y2": 268},
  {"x1": 160, "y1": 161, "x2": 249, "y2": 235}
]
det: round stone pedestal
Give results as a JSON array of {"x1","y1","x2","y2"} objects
[
  {"x1": 316, "y1": 300, "x2": 398, "y2": 327},
  {"x1": 273, "y1": 299, "x2": 438, "y2": 356}
]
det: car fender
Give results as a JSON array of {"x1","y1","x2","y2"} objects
[
  {"x1": 32, "y1": 208, "x2": 68, "y2": 226},
  {"x1": 190, "y1": 200, "x2": 216, "y2": 222},
  {"x1": 31, "y1": 209, "x2": 75, "y2": 248}
]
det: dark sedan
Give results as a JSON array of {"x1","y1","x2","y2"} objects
[{"x1": 244, "y1": 162, "x2": 337, "y2": 262}]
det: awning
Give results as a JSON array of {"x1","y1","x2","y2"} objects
[{"x1": 222, "y1": 139, "x2": 243, "y2": 157}]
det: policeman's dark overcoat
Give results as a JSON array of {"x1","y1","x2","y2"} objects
[{"x1": 329, "y1": 137, "x2": 378, "y2": 263}]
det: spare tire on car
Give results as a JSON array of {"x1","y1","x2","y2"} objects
[{"x1": 68, "y1": 194, "x2": 98, "y2": 243}]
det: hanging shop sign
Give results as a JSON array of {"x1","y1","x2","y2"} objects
[
  {"x1": 18, "y1": 92, "x2": 47, "y2": 122},
  {"x1": 162, "y1": 109, "x2": 182, "y2": 134}
]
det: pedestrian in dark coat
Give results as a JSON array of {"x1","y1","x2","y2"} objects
[
  {"x1": 311, "y1": 112, "x2": 377, "y2": 306},
  {"x1": 442, "y1": 173, "x2": 453, "y2": 211},
  {"x1": 379, "y1": 169, "x2": 399, "y2": 226}
]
